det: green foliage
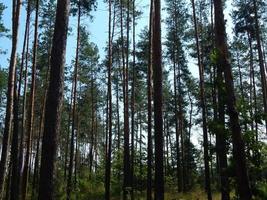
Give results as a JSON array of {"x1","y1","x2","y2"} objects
[
  {"x1": 0, "y1": 68, "x2": 7, "y2": 91},
  {"x1": 0, "y1": 2, "x2": 8, "y2": 55},
  {"x1": 70, "y1": 0, "x2": 97, "y2": 17},
  {"x1": 210, "y1": 48, "x2": 219, "y2": 65},
  {"x1": 0, "y1": 3, "x2": 8, "y2": 38}
]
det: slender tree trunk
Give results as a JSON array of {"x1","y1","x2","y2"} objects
[
  {"x1": 17, "y1": 1, "x2": 30, "y2": 192},
  {"x1": 130, "y1": 1, "x2": 136, "y2": 198},
  {"x1": 104, "y1": 0, "x2": 113, "y2": 199},
  {"x1": 64, "y1": 80, "x2": 74, "y2": 180},
  {"x1": 122, "y1": 0, "x2": 131, "y2": 198},
  {"x1": 74, "y1": 114, "x2": 80, "y2": 189},
  {"x1": 173, "y1": 57, "x2": 182, "y2": 192},
  {"x1": 177, "y1": 62, "x2": 186, "y2": 192},
  {"x1": 0, "y1": 1, "x2": 21, "y2": 197},
  {"x1": 248, "y1": 33, "x2": 259, "y2": 137},
  {"x1": 94, "y1": 115, "x2": 99, "y2": 173},
  {"x1": 38, "y1": 0, "x2": 70, "y2": 198},
  {"x1": 216, "y1": 53, "x2": 230, "y2": 200},
  {"x1": 89, "y1": 79, "x2": 95, "y2": 174},
  {"x1": 21, "y1": 1, "x2": 39, "y2": 198},
  {"x1": 147, "y1": 1, "x2": 153, "y2": 199},
  {"x1": 31, "y1": 58, "x2": 51, "y2": 199},
  {"x1": 116, "y1": 70, "x2": 121, "y2": 183},
  {"x1": 187, "y1": 91, "x2": 193, "y2": 188},
  {"x1": 116, "y1": 71, "x2": 121, "y2": 150},
  {"x1": 5, "y1": 163, "x2": 11, "y2": 200},
  {"x1": 165, "y1": 117, "x2": 169, "y2": 175},
  {"x1": 236, "y1": 51, "x2": 249, "y2": 131},
  {"x1": 66, "y1": 4, "x2": 81, "y2": 199},
  {"x1": 252, "y1": 0, "x2": 267, "y2": 132},
  {"x1": 18, "y1": 18, "x2": 30, "y2": 198},
  {"x1": 138, "y1": 114, "x2": 142, "y2": 190},
  {"x1": 10, "y1": 2, "x2": 30, "y2": 199},
  {"x1": 9, "y1": 65, "x2": 19, "y2": 200},
  {"x1": 214, "y1": 0, "x2": 252, "y2": 199},
  {"x1": 191, "y1": 0, "x2": 212, "y2": 199},
  {"x1": 153, "y1": 0, "x2": 164, "y2": 199}
]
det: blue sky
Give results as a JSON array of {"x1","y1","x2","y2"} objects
[
  {"x1": 0, "y1": 0, "x2": 234, "y2": 146},
  {"x1": 0, "y1": 0, "x2": 232, "y2": 69},
  {"x1": 0, "y1": 0, "x2": 152, "y2": 68}
]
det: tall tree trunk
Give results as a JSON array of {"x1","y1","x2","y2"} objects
[
  {"x1": 31, "y1": 57, "x2": 51, "y2": 199},
  {"x1": 74, "y1": 114, "x2": 80, "y2": 189},
  {"x1": 177, "y1": 62, "x2": 186, "y2": 192},
  {"x1": 138, "y1": 114, "x2": 142, "y2": 190},
  {"x1": 123, "y1": 0, "x2": 131, "y2": 199},
  {"x1": 104, "y1": 0, "x2": 113, "y2": 199},
  {"x1": 187, "y1": 91, "x2": 193, "y2": 187},
  {"x1": 64, "y1": 80, "x2": 74, "y2": 180},
  {"x1": 66, "y1": 4, "x2": 81, "y2": 199},
  {"x1": 147, "y1": 1, "x2": 153, "y2": 199},
  {"x1": 17, "y1": 0, "x2": 30, "y2": 179},
  {"x1": 216, "y1": 53, "x2": 230, "y2": 200},
  {"x1": 21, "y1": 1, "x2": 39, "y2": 199},
  {"x1": 236, "y1": 51, "x2": 248, "y2": 131},
  {"x1": 116, "y1": 71, "x2": 121, "y2": 150},
  {"x1": 130, "y1": 1, "x2": 136, "y2": 198},
  {"x1": 173, "y1": 56, "x2": 182, "y2": 192},
  {"x1": 116, "y1": 69, "x2": 121, "y2": 183},
  {"x1": 248, "y1": 33, "x2": 258, "y2": 137},
  {"x1": 213, "y1": 0, "x2": 252, "y2": 199},
  {"x1": 10, "y1": 1, "x2": 30, "y2": 199},
  {"x1": 5, "y1": 163, "x2": 12, "y2": 200},
  {"x1": 172, "y1": 4, "x2": 182, "y2": 190},
  {"x1": 38, "y1": 0, "x2": 70, "y2": 199},
  {"x1": 165, "y1": 118, "x2": 170, "y2": 174},
  {"x1": 0, "y1": 0, "x2": 21, "y2": 197},
  {"x1": 89, "y1": 78, "x2": 95, "y2": 174},
  {"x1": 191, "y1": 0, "x2": 212, "y2": 199},
  {"x1": 153, "y1": 0, "x2": 164, "y2": 199},
  {"x1": 18, "y1": 15, "x2": 30, "y2": 195},
  {"x1": 9, "y1": 65, "x2": 19, "y2": 200},
  {"x1": 252, "y1": 0, "x2": 267, "y2": 132}
]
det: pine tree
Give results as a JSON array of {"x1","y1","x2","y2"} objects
[
  {"x1": 214, "y1": 0, "x2": 252, "y2": 199},
  {"x1": 153, "y1": 0, "x2": 164, "y2": 199},
  {"x1": 0, "y1": 0, "x2": 21, "y2": 198},
  {"x1": 38, "y1": 0, "x2": 70, "y2": 199}
]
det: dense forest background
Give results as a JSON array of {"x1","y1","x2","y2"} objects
[{"x1": 0, "y1": 0, "x2": 266, "y2": 199}]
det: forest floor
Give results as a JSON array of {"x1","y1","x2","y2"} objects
[
  {"x1": 111, "y1": 190, "x2": 221, "y2": 200},
  {"x1": 165, "y1": 190, "x2": 220, "y2": 200}
]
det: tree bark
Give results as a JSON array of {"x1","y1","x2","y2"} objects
[
  {"x1": 122, "y1": 0, "x2": 131, "y2": 198},
  {"x1": 0, "y1": 1, "x2": 21, "y2": 198},
  {"x1": 130, "y1": 1, "x2": 136, "y2": 198},
  {"x1": 252, "y1": 0, "x2": 267, "y2": 132},
  {"x1": 153, "y1": 0, "x2": 164, "y2": 199},
  {"x1": 104, "y1": 0, "x2": 113, "y2": 199},
  {"x1": 18, "y1": 13, "x2": 30, "y2": 195},
  {"x1": 10, "y1": 1, "x2": 30, "y2": 199},
  {"x1": 216, "y1": 53, "x2": 230, "y2": 200},
  {"x1": 64, "y1": 80, "x2": 74, "y2": 180},
  {"x1": 31, "y1": 53, "x2": 51, "y2": 199},
  {"x1": 214, "y1": 0, "x2": 252, "y2": 199},
  {"x1": 21, "y1": 1, "x2": 39, "y2": 199},
  {"x1": 66, "y1": 3, "x2": 80, "y2": 199},
  {"x1": 38, "y1": 0, "x2": 70, "y2": 199},
  {"x1": 147, "y1": 1, "x2": 153, "y2": 200},
  {"x1": 9, "y1": 65, "x2": 19, "y2": 200},
  {"x1": 191, "y1": 0, "x2": 212, "y2": 199},
  {"x1": 173, "y1": 56, "x2": 182, "y2": 192}
]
